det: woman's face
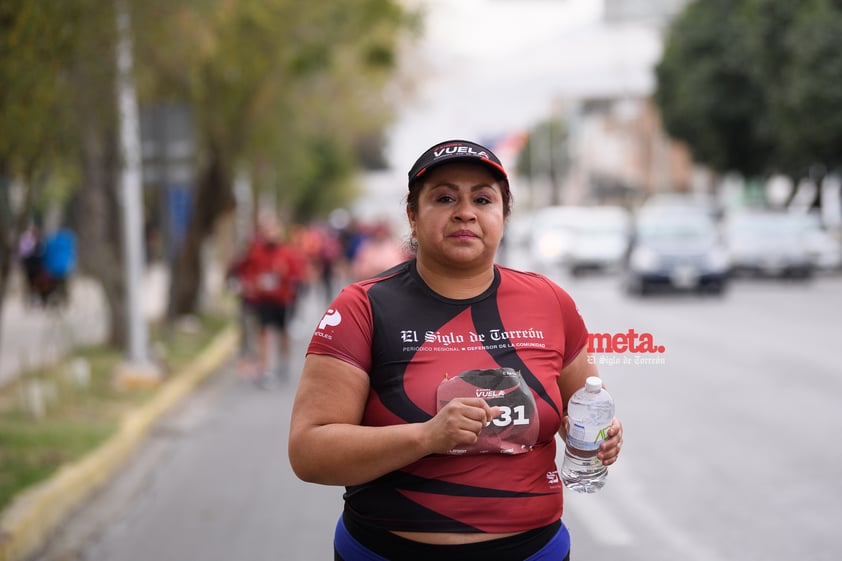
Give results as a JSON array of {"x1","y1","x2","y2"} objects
[{"x1": 408, "y1": 161, "x2": 506, "y2": 271}]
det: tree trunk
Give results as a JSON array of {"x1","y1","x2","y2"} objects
[
  {"x1": 167, "y1": 140, "x2": 235, "y2": 318},
  {"x1": 75, "y1": 119, "x2": 127, "y2": 347}
]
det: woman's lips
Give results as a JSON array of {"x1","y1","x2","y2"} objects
[{"x1": 449, "y1": 230, "x2": 479, "y2": 239}]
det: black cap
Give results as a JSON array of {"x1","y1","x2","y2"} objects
[{"x1": 408, "y1": 139, "x2": 508, "y2": 189}]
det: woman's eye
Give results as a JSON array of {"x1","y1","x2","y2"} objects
[
  {"x1": 436, "y1": 195, "x2": 455, "y2": 203},
  {"x1": 475, "y1": 196, "x2": 492, "y2": 205}
]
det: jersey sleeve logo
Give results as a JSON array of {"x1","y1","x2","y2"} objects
[{"x1": 318, "y1": 308, "x2": 342, "y2": 330}]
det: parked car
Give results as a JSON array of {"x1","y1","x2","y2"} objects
[
  {"x1": 638, "y1": 192, "x2": 721, "y2": 222},
  {"x1": 724, "y1": 211, "x2": 814, "y2": 279},
  {"x1": 528, "y1": 206, "x2": 578, "y2": 271},
  {"x1": 625, "y1": 212, "x2": 729, "y2": 295},
  {"x1": 560, "y1": 206, "x2": 631, "y2": 276},
  {"x1": 792, "y1": 212, "x2": 842, "y2": 273},
  {"x1": 527, "y1": 205, "x2": 631, "y2": 275}
]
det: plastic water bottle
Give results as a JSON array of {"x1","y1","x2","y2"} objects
[{"x1": 561, "y1": 376, "x2": 614, "y2": 493}]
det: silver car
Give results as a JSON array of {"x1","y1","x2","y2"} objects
[
  {"x1": 625, "y1": 211, "x2": 730, "y2": 295},
  {"x1": 725, "y1": 211, "x2": 813, "y2": 279}
]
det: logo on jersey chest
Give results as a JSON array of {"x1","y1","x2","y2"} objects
[{"x1": 399, "y1": 327, "x2": 547, "y2": 352}]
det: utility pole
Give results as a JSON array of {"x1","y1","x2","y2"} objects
[{"x1": 115, "y1": 0, "x2": 160, "y2": 386}]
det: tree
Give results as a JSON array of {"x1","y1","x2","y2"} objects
[
  {"x1": 655, "y1": 0, "x2": 842, "y2": 180},
  {"x1": 772, "y1": 0, "x2": 842, "y2": 174},
  {"x1": 132, "y1": 0, "x2": 416, "y2": 318},
  {"x1": 515, "y1": 118, "x2": 570, "y2": 206},
  {"x1": 0, "y1": 0, "x2": 418, "y2": 363},
  {"x1": 655, "y1": 0, "x2": 772, "y2": 177},
  {"x1": 0, "y1": 0, "x2": 105, "y2": 348}
]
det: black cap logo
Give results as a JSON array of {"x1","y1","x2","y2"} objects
[{"x1": 408, "y1": 139, "x2": 507, "y2": 188}]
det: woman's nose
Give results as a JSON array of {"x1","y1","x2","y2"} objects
[{"x1": 452, "y1": 199, "x2": 476, "y2": 221}]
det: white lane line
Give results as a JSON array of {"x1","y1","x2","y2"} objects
[
  {"x1": 563, "y1": 487, "x2": 635, "y2": 546},
  {"x1": 601, "y1": 464, "x2": 726, "y2": 561},
  {"x1": 557, "y1": 449, "x2": 726, "y2": 560}
]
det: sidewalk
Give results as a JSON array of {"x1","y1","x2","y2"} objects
[{"x1": 0, "y1": 265, "x2": 168, "y2": 388}]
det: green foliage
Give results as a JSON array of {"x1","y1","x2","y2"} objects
[
  {"x1": 655, "y1": 0, "x2": 770, "y2": 176},
  {"x1": 0, "y1": 418, "x2": 114, "y2": 511},
  {"x1": 774, "y1": 0, "x2": 842, "y2": 171},
  {"x1": 292, "y1": 137, "x2": 357, "y2": 219},
  {"x1": 133, "y1": 0, "x2": 415, "y2": 221},
  {"x1": 515, "y1": 118, "x2": 569, "y2": 180},
  {"x1": 655, "y1": 0, "x2": 842, "y2": 177},
  {"x1": 1, "y1": 0, "x2": 415, "y2": 221},
  {"x1": 0, "y1": 0, "x2": 85, "y2": 200},
  {"x1": 0, "y1": 0, "x2": 418, "y2": 323}
]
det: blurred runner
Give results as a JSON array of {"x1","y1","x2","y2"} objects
[
  {"x1": 226, "y1": 239, "x2": 261, "y2": 370},
  {"x1": 18, "y1": 223, "x2": 44, "y2": 306},
  {"x1": 314, "y1": 224, "x2": 343, "y2": 301},
  {"x1": 239, "y1": 215, "x2": 306, "y2": 388},
  {"x1": 350, "y1": 220, "x2": 412, "y2": 280},
  {"x1": 20, "y1": 226, "x2": 77, "y2": 308}
]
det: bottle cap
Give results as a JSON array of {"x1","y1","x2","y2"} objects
[{"x1": 585, "y1": 376, "x2": 602, "y2": 393}]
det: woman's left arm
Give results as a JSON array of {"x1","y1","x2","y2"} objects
[{"x1": 557, "y1": 350, "x2": 623, "y2": 466}]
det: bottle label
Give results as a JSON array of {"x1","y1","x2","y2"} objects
[{"x1": 567, "y1": 421, "x2": 611, "y2": 451}]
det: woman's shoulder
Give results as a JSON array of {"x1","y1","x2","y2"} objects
[
  {"x1": 496, "y1": 264, "x2": 577, "y2": 300},
  {"x1": 497, "y1": 263, "x2": 557, "y2": 287},
  {"x1": 334, "y1": 259, "x2": 414, "y2": 302},
  {"x1": 354, "y1": 258, "x2": 413, "y2": 286}
]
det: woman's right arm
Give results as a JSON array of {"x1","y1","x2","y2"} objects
[{"x1": 288, "y1": 354, "x2": 498, "y2": 486}]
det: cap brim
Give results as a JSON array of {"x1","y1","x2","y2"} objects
[{"x1": 412, "y1": 157, "x2": 507, "y2": 182}]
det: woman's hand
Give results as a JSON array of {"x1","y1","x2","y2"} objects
[
  {"x1": 424, "y1": 398, "x2": 501, "y2": 454},
  {"x1": 597, "y1": 417, "x2": 623, "y2": 466}
]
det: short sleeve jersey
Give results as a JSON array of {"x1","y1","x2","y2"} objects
[{"x1": 306, "y1": 259, "x2": 589, "y2": 533}]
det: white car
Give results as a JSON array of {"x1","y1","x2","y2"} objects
[
  {"x1": 528, "y1": 206, "x2": 631, "y2": 275},
  {"x1": 792, "y1": 213, "x2": 842, "y2": 272},
  {"x1": 725, "y1": 211, "x2": 813, "y2": 279}
]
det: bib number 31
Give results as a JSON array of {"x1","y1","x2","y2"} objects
[{"x1": 491, "y1": 405, "x2": 530, "y2": 427}]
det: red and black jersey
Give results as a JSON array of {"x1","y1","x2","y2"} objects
[{"x1": 307, "y1": 259, "x2": 588, "y2": 533}]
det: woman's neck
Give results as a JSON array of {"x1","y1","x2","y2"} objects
[{"x1": 414, "y1": 257, "x2": 495, "y2": 300}]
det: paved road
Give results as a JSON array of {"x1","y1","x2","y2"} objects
[
  {"x1": 553, "y1": 271, "x2": 842, "y2": 561},
  {"x1": 32, "y1": 271, "x2": 842, "y2": 561}
]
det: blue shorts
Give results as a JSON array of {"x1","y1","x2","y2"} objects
[{"x1": 334, "y1": 514, "x2": 571, "y2": 561}]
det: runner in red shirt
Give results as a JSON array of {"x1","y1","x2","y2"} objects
[
  {"x1": 289, "y1": 140, "x2": 624, "y2": 560},
  {"x1": 243, "y1": 217, "x2": 305, "y2": 386}
]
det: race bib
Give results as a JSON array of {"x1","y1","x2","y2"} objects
[
  {"x1": 257, "y1": 272, "x2": 279, "y2": 291},
  {"x1": 436, "y1": 367, "x2": 539, "y2": 455}
]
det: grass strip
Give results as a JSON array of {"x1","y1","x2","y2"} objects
[{"x1": 0, "y1": 311, "x2": 232, "y2": 513}]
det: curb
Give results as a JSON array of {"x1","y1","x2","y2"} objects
[{"x1": 0, "y1": 325, "x2": 239, "y2": 561}]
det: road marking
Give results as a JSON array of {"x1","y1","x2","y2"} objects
[
  {"x1": 558, "y1": 450, "x2": 727, "y2": 560},
  {"x1": 564, "y1": 487, "x2": 635, "y2": 546},
  {"x1": 605, "y1": 464, "x2": 726, "y2": 561}
]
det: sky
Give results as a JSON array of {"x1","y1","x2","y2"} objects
[
  {"x1": 384, "y1": 0, "x2": 663, "y2": 174},
  {"x1": 353, "y1": 0, "x2": 664, "y2": 222}
]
